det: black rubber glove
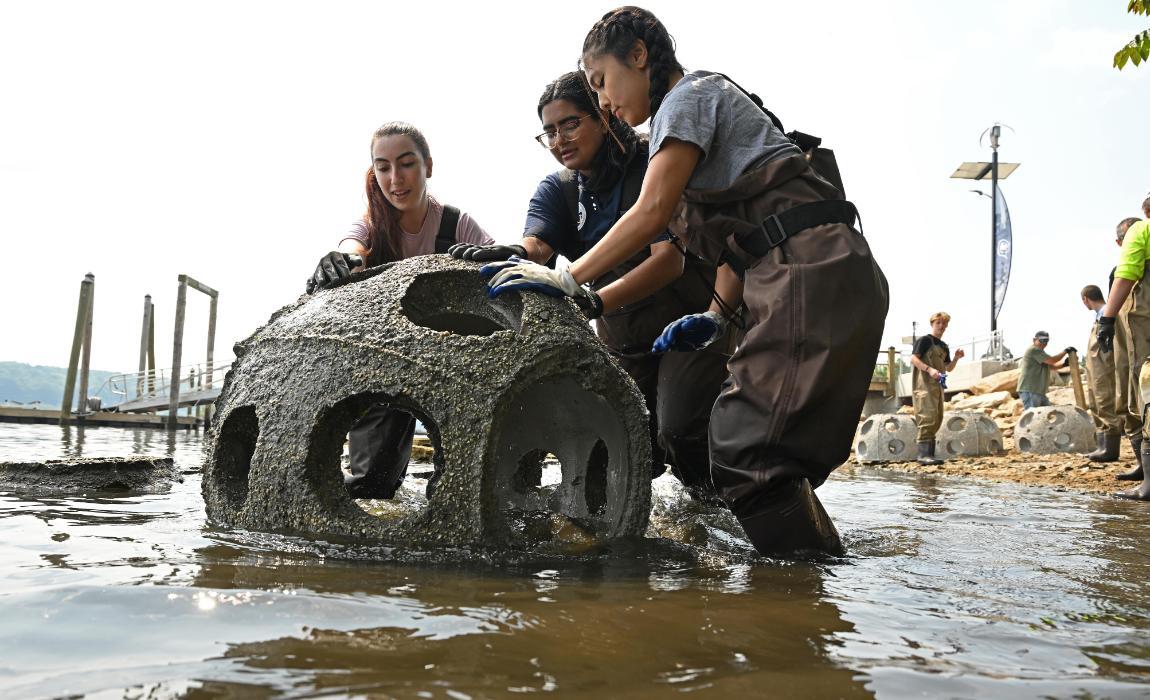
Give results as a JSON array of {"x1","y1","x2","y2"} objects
[
  {"x1": 306, "y1": 251, "x2": 359, "y2": 294},
  {"x1": 448, "y1": 242, "x2": 528, "y2": 262},
  {"x1": 573, "y1": 288, "x2": 605, "y2": 320},
  {"x1": 1064, "y1": 346, "x2": 1077, "y2": 355},
  {"x1": 1097, "y1": 317, "x2": 1116, "y2": 353}
]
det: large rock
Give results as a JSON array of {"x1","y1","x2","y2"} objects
[
  {"x1": 1014, "y1": 405, "x2": 1095, "y2": 455},
  {"x1": 969, "y1": 369, "x2": 1020, "y2": 396},
  {"x1": 936, "y1": 411, "x2": 1003, "y2": 458},
  {"x1": 0, "y1": 456, "x2": 177, "y2": 493},
  {"x1": 951, "y1": 390, "x2": 1013, "y2": 411},
  {"x1": 855, "y1": 413, "x2": 917, "y2": 462},
  {"x1": 202, "y1": 256, "x2": 652, "y2": 548}
]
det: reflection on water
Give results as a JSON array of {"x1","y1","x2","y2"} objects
[{"x1": 1, "y1": 423, "x2": 1148, "y2": 698}]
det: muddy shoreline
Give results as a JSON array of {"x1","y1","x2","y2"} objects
[{"x1": 844, "y1": 436, "x2": 1142, "y2": 497}]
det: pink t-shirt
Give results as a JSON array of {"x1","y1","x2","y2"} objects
[{"x1": 341, "y1": 195, "x2": 493, "y2": 260}]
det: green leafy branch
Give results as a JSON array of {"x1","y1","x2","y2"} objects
[{"x1": 1114, "y1": 1, "x2": 1150, "y2": 69}]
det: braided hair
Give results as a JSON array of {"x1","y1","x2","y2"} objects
[
  {"x1": 582, "y1": 6, "x2": 684, "y2": 119},
  {"x1": 537, "y1": 71, "x2": 642, "y2": 192}
]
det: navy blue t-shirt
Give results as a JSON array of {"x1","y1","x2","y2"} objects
[{"x1": 523, "y1": 170, "x2": 667, "y2": 261}]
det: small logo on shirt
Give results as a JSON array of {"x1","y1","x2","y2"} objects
[{"x1": 577, "y1": 202, "x2": 587, "y2": 231}]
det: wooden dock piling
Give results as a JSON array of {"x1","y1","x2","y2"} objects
[{"x1": 60, "y1": 273, "x2": 94, "y2": 423}]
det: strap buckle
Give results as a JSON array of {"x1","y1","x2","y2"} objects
[{"x1": 760, "y1": 214, "x2": 788, "y2": 248}]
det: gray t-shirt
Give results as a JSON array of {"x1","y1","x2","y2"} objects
[{"x1": 649, "y1": 71, "x2": 800, "y2": 191}]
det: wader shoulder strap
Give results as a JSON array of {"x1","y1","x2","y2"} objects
[
  {"x1": 733, "y1": 200, "x2": 860, "y2": 259},
  {"x1": 435, "y1": 204, "x2": 461, "y2": 254}
]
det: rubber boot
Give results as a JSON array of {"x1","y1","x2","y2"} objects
[
  {"x1": 917, "y1": 440, "x2": 942, "y2": 465},
  {"x1": 735, "y1": 478, "x2": 846, "y2": 558},
  {"x1": 1087, "y1": 432, "x2": 1120, "y2": 463},
  {"x1": 1116, "y1": 442, "x2": 1150, "y2": 500},
  {"x1": 1117, "y1": 436, "x2": 1145, "y2": 481}
]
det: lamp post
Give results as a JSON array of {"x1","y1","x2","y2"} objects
[{"x1": 951, "y1": 125, "x2": 1020, "y2": 337}]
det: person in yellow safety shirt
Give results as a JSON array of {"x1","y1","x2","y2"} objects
[
  {"x1": 1097, "y1": 196, "x2": 1150, "y2": 500},
  {"x1": 1082, "y1": 284, "x2": 1122, "y2": 462},
  {"x1": 909, "y1": 312, "x2": 964, "y2": 465}
]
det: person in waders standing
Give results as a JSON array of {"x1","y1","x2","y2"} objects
[
  {"x1": 1097, "y1": 200, "x2": 1150, "y2": 500},
  {"x1": 481, "y1": 6, "x2": 889, "y2": 557},
  {"x1": 1081, "y1": 285, "x2": 1122, "y2": 463},
  {"x1": 451, "y1": 71, "x2": 734, "y2": 501},
  {"x1": 909, "y1": 312, "x2": 964, "y2": 465}
]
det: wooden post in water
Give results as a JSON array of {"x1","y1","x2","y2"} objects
[
  {"x1": 204, "y1": 287, "x2": 218, "y2": 426},
  {"x1": 60, "y1": 273, "x2": 95, "y2": 424},
  {"x1": 78, "y1": 275, "x2": 95, "y2": 415},
  {"x1": 167, "y1": 274, "x2": 219, "y2": 429},
  {"x1": 886, "y1": 346, "x2": 898, "y2": 399},
  {"x1": 137, "y1": 295, "x2": 153, "y2": 399},
  {"x1": 168, "y1": 275, "x2": 189, "y2": 429}
]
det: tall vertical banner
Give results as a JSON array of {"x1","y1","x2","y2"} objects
[{"x1": 994, "y1": 185, "x2": 1012, "y2": 322}]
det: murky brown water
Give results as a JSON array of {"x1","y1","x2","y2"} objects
[{"x1": 1, "y1": 423, "x2": 1148, "y2": 698}]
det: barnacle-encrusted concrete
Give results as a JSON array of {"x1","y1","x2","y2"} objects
[
  {"x1": 1015, "y1": 405, "x2": 1095, "y2": 455},
  {"x1": 854, "y1": 413, "x2": 917, "y2": 463},
  {"x1": 203, "y1": 256, "x2": 652, "y2": 547},
  {"x1": 0, "y1": 456, "x2": 177, "y2": 493},
  {"x1": 936, "y1": 411, "x2": 1003, "y2": 458}
]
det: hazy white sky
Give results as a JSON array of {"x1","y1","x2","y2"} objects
[{"x1": 1, "y1": 0, "x2": 1147, "y2": 381}]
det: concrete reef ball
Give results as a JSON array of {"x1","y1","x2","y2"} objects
[
  {"x1": 202, "y1": 256, "x2": 652, "y2": 547},
  {"x1": 1014, "y1": 405, "x2": 1095, "y2": 455},
  {"x1": 855, "y1": 413, "x2": 917, "y2": 463},
  {"x1": 936, "y1": 411, "x2": 1003, "y2": 458}
]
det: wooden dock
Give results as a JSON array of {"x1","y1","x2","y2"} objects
[{"x1": 0, "y1": 406, "x2": 200, "y2": 429}]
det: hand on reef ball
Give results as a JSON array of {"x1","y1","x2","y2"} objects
[
  {"x1": 480, "y1": 256, "x2": 582, "y2": 298},
  {"x1": 651, "y1": 311, "x2": 727, "y2": 353},
  {"x1": 1097, "y1": 317, "x2": 1116, "y2": 352},
  {"x1": 306, "y1": 251, "x2": 358, "y2": 294},
  {"x1": 1064, "y1": 346, "x2": 1077, "y2": 356},
  {"x1": 448, "y1": 242, "x2": 528, "y2": 262}
]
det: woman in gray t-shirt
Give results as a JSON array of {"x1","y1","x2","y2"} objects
[{"x1": 484, "y1": 6, "x2": 889, "y2": 558}]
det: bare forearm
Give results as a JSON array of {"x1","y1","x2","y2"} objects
[
  {"x1": 708, "y1": 264, "x2": 744, "y2": 317},
  {"x1": 1105, "y1": 278, "x2": 1136, "y2": 317},
  {"x1": 338, "y1": 239, "x2": 369, "y2": 270},
  {"x1": 569, "y1": 206, "x2": 669, "y2": 284},
  {"x1": 520, "y1": 237, "x2": 555, "y2": 266},
  {"x1": 596, "y1": 243, "x2": 684, "y2": 312}
]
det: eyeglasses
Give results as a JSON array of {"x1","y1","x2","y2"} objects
[
  {"x1": 535, "y1": 115, "x2": 589, "y2": 149},
  {"x1": 1037, "y1": 338, "x2": 1050, "y2": 343}
]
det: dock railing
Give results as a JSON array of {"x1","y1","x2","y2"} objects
[{"x1": 91, "y1": 361, "x2": 231, "y2": 413}]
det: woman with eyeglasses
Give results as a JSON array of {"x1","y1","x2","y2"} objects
[
  {"x1": 481, "y1": 8, "x2": 889, "y2": 557},
  {"x1": 451, "y1": 71, "x2": 733, "y2": 500},
  {"x1": 307, "y1": 121, "x2": 494, "y2": 500}
]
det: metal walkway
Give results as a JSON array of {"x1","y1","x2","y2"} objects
[{"x1": 94, "y1": 362, "x2": 230, "y2": 414}]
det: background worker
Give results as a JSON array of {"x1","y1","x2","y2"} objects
[
  {"x1": 1081, "y1": 285, "x2": 1121, "y2": 462},
  {"x1": 1016, "y1": 331, "x2": 1073, "y2": 409},
  {"x1": 909, "y1": 312, "x2": 963, "y2": 465},
  {"x1": 1108, "y1": 218, "x2": 1145, "y2": 476},
  {"x1": 1097, "y1": 200, "x2": 1150, "y2": 500}
]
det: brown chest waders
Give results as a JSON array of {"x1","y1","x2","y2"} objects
[
  {"x1": 558, "y1": 166, "x2": 735, "y2": 494},
  {"x1": 678, "y1": 153, "x2": 889, "y2": 555},
  {"x1": 1085, "y1": 318, "x2": 1122, "y2": 462},
  {"x1": 912, "y1": 342, "x2": 947, "y2": 444}
]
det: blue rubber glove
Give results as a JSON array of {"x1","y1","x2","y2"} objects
[
  {"x1": 481, "y1": 256, "x2": 582, "y2": 299},
  {"x1": 652, "y1": 311, "x2": 727, "y2": 353}
]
